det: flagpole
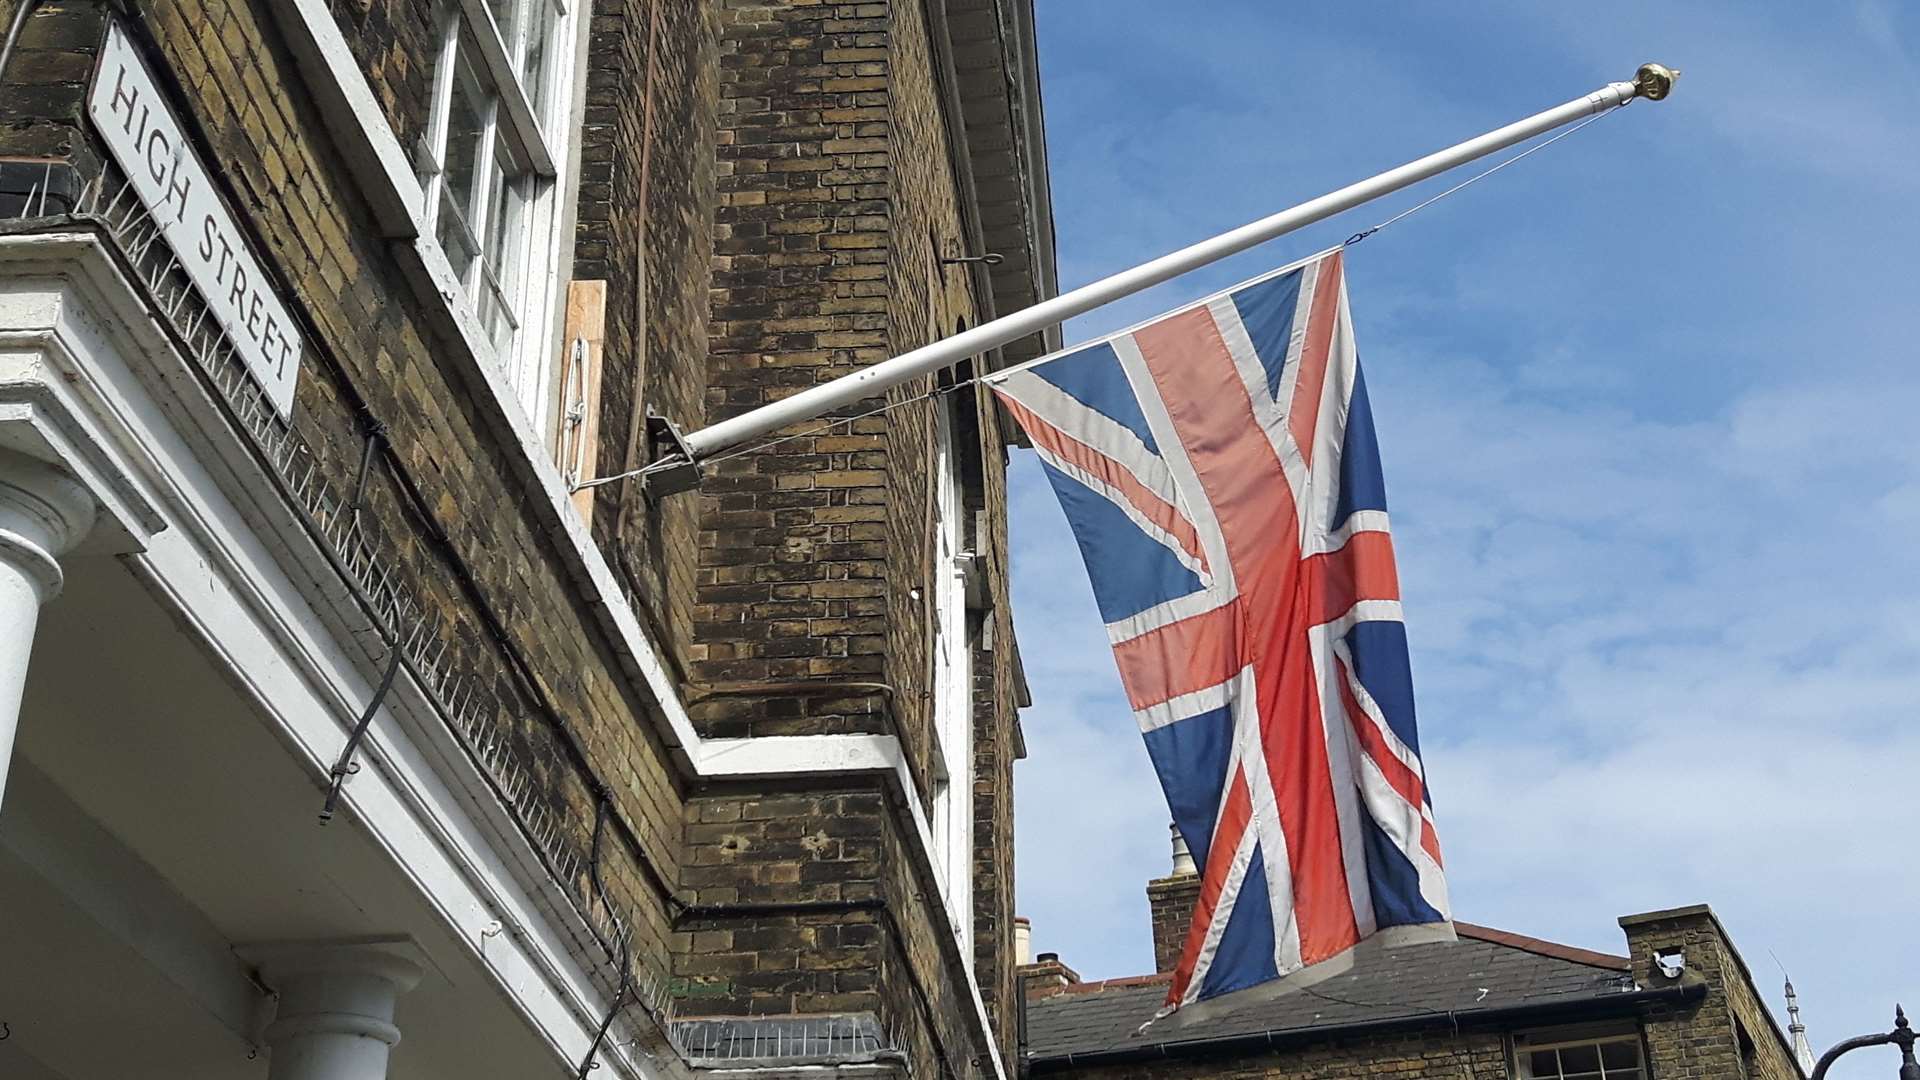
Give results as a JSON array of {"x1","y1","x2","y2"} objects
[{"x1": 646, "y1": 63, "x2": 1677, "y2": 490}]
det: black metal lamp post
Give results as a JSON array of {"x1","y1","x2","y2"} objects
[{"x1": 1810, "y1": 1006, "x2": 1920, "y2": 1080}]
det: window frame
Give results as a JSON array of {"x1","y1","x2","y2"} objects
[
  {"x1": 417, "y1": 0, "x2": 576, "y2": 434},
  {"x1": 928, "y1": 391, "x2": 976, "y2": 960},
  {"x1": 1513, "y1": 1025, "x2": 1649, "y2": 1080}
]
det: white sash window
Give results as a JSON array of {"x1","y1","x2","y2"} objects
[
  {"x1": 929, "y1": 395, "x2": 976, "y2": 958},
  {"x1": 417, "y1": 0, "x2": 574, "y2": 432}
]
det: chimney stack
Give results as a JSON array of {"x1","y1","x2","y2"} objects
[
  {"x1": 1012, "y1": 918, "x2": 1080, "y2": 995},
  {"x1": 1147, "y1": 822, "x2": 1202, "y2": 973},
  {"x1": 1018, "y1": 950, "x2": 1081, "y2": 994}
]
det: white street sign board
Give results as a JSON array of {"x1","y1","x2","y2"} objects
[{"x1": 89, "y1": 25, "x2": 302, "y2": 419}]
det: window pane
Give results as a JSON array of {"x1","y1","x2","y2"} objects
[
  {"x1": 1528, "y1": 1049, "x2": 1559, "y2": 1077},
  {"x1": 437, "y1": 193, "x2": 479, "y2": 284},
  {"x1": 479, "y1": 279, "x2": 516, "y2": 357},
  {"x1": 488, "y1": 0, "x2": 519, "y2": 48},
  {"x1": 521, "y1": 0, "x2": 555, "y2": 115},
  {"x1": 1560, "y1": 1046, "x2": 1602, "y2": 1072},
  {"x1": 443, "y1": 45, "x2": 489, "y2": 223},
  {"x1": 1601, "y1": 1041, "x2": 1641, "y2": 1068},
  {"x1": 483, "y1": 153, "x2": 524, "y2": 285}
]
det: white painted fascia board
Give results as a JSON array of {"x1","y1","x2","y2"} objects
[
  {"x1": 698, "y1": 735, "x2": 1009, "y2": 1080},
  {"x1": 0, "y1": 233, "x2": 652, "y2": 1080}
]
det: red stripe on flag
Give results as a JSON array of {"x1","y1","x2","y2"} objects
[
  {"x1": 1260, "y1": 618, "x2": 1363, "y2": 964},
  {"x1": 1334, "y1": 656, "x2": 1442, "y2": 868},
  {"x1": 1132, "y1": 306, "x2": 1359, "y2": 972},
  {"x1": 994, "y1": 390, "x2": 1209, "y2": 570},
  {"x1": 1304, "y1": 530, "x2": 1400, "y2": 625},
  {"x1": 1334, "y1": 656, "x2": 1431, "y2": 825},
  {"x1": 1166, "y1": 769, "x2": 1253, "y2": 1006},
  {"x1": 1110, "y1": 600, "x2": 1241, "y2": 710},
  {"x1": 1289, "y1": 251, "x2": 1344, "y2": 468}
]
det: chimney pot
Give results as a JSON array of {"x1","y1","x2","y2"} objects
[
  {"x1": 1147, "y1": 822, "x2": 1203, "y2": 973},
  {"x1": 1014, "y1": 917, "x2": 1032, "y2": 966},
  {"x1": 1170, "y1": 823, "x2": 1197, "y2": 876}
]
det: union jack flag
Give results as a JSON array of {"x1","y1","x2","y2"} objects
[{"x1": 989, "y1": 250, "x2": 1450, "y2": 1009}]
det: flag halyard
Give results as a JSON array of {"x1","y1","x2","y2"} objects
[{"x1": 990, "y1": 251, "x2": 1449, "y2": 1010}]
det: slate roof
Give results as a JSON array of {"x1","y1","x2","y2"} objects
[{"x1": 1024, "y1": 923, "x2": 1645, "y2": 1068}]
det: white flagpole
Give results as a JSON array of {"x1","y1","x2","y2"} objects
[{"x1": 654, "y1": 63, "x2": 1677, "y2": 485}]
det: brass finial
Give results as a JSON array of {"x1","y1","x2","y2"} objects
[{"x1": 1634, "y1": 63, "x2": 1680, "y2": 101}]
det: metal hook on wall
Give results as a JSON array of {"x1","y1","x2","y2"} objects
[{"x1": 938, "y1": 251, "x2": 1004, "y2": 267}]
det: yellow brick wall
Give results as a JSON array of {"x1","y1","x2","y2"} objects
[{"x1": 0, "y1": 0, "x2": 690, "y2": 1010}]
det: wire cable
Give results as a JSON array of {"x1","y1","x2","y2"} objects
[
  {"x1": 611, "y1": 103, "x2": 1623, "y2": 478},
  {"x1": 1343, "y1": 105, "x2": 1621, "y2": 247}
]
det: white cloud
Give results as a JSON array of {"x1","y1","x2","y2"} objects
[{"x1": 1016, "y1": 5, "x2": 1920, "y2": 1076}]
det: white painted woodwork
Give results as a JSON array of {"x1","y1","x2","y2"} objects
[{"x1": 241, "y1": 939, "x2": 426, "y2": 1080}]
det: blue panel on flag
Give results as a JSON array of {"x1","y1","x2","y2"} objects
[
  {"x1": 1344, "y1": 621, "x2": 1420, "y2": 760},
  {"x1": 1197, "y1": 845, "x2": 1280, "y2": 999},
  {"x1": 993, "y1": 251, "x2": 1447, "y2": 1011},
  {"x1": 1332, "y1": 362, "x2": 1388, "y2": 525},
  {"x1": 1229, "y1": 268, "x2": 1304, "y2": 400},
  {"x1": 1040, "y1": 462, "x2": 1202, "y2": 623},
  {"x1": 1361, "y1": 813, "x2": 1443, "y2": 928},
  {"x1": 1142, "y1": 704, "x2": 1235, "y2": 871},
  {"x1": 1032, "y1": 341, "x2": 1160, "y2": 454}
]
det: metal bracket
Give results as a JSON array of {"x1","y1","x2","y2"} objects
[
  {"x1": 639, "y1": 412, "x2": 701, "y2": 498},
  {"x1": 939, "y1": 252, "x2": 1004, "y2": 267}
]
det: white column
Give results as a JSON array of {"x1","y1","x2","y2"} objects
[
  {"x1": 242, "y1": 938, "x2": 427, "y2": 1080},
  {"x1": 0, "y1": 448, "x2": 97, "y2": 811}
]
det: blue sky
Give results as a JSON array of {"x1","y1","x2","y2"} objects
[{"x1": 1009, "y1": 4, "x2": 1920, "y2": 1073}]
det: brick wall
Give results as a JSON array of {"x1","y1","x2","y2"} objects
[
  {"x1": 684, "y1": 0, "x2": 1023, "y2": 1065},
  {"x1": 323, "y1": 0, "x2": 434, "y2": 154},
  {"x1": 1622, "y1": 905, "x2": 1801, "y2": 1080},
  {"x1": 677, "y1": 780, "x2": 990, "y2": 1080},
  {"x1": 1, "y1": 0, "x2": 1028, "y2": 1070},
  {"x1": 970, "y1": 438, "x2": 1023, "y2": 1068},
  {"x1": 1049, "y1": 1031, "x2": 1513, "y2": 1080},
  {"x1": 577, "y1": 0, "x2": 717, "y2": 682},
  {"x1": 676, "y1": 786, "x2": 891, "y2": 1014},
  {"x1": 0, "y1": 0, "x2": 690, "y2": 1007},
  {"x1": 1145, "y1": 872, "x2": 1200, "y2": 975},
  {"x1": 0, "y1": 0, "x2": 107, "y2": 176},
  {"x1": 696, "y1": 0, "x2": 913, "y2": 743}
]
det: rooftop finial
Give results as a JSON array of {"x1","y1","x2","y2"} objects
[{"x1": 1786, "y1": 975, "x2": 1815, "y2": 1075}]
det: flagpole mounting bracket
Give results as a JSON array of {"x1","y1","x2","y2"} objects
[
  {"x1": 1633, "y1": 63, "x2": 1679, "y2": 101},
  {"x1": 639, "y1": 412, "x2": 701, "y2": 498}
]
